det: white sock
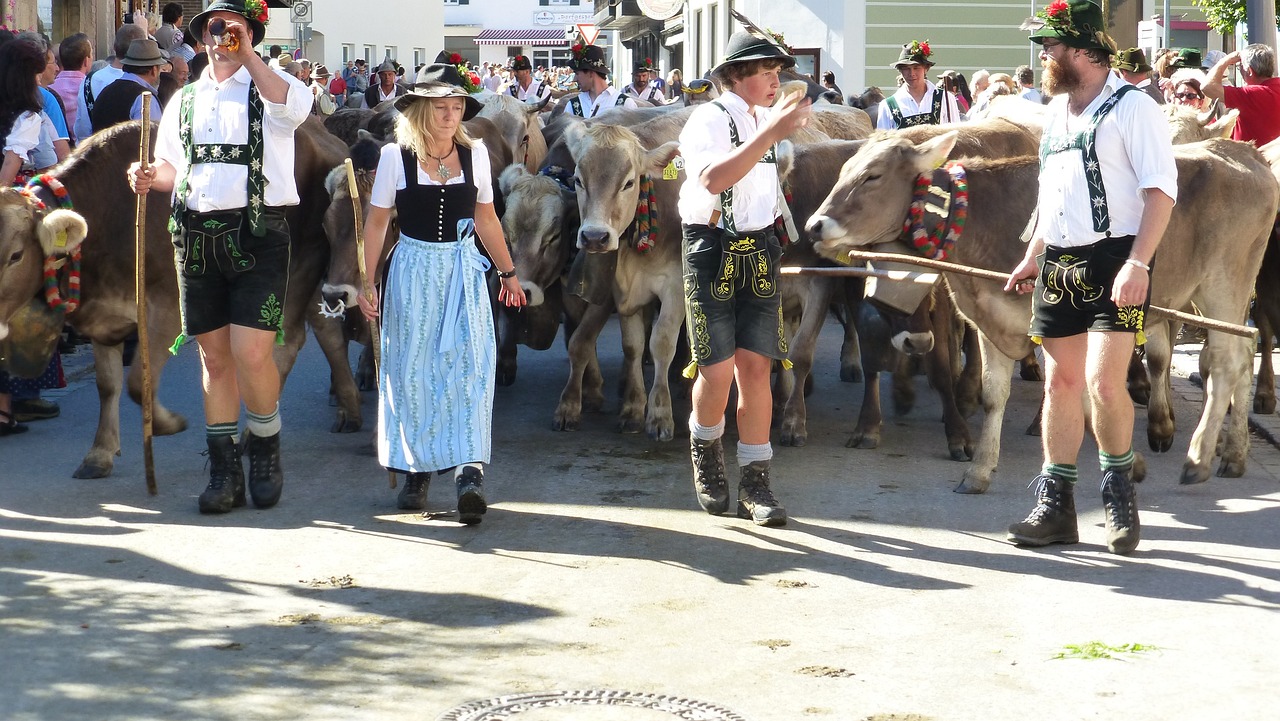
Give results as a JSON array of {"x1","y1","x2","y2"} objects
[
  {"x1": 246, "y1": 404, "x2": 281, "y2": 437},
  {"x1": 737, "y1": 441, "x2": 772, "y2": 467},
  {"x1": 689, "y1": 415, "x2": 725, "y2": 441}
]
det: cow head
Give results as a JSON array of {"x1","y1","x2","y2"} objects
[
  {"x1": 1164, "y1": 104, "x2": 1239, "y2": 144},
  {"x1": 499, "y1": 163, "x2": 578, "y2": 307},
  {"x1": 806, "y1": 131, "x2": 958, "y2": 262},
  {"x1": 0, "y1": 188, "x2": 88, "y2": 340},
  {"x1": 479, "y1": 93, "x2": 550, "y2": 172},
  {"x1": 319, "y1": 138, "x2": 389, "y2": 318},
  {"x1": 564, "y1": 123, "x2": 680, "y2": 253}
]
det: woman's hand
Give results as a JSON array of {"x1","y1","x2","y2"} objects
[
  {"x1": 498, "y1": 275, "x2": 527, "y2": 308},
  {"x1": 356, "y1": 288, "x2": 380, "y2": 321}
]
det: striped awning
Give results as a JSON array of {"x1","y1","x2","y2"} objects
[{"x1": 473, "y1": 29, "x2": 569, "y2": 47}]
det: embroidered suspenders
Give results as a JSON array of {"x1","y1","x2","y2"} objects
[
  {"x1": 569, "y1": 91, "x2": 629, "y2": 117},
  {"x1": 1039, "y1": 84, "x2": 1136, "y2": 234},
  {"x1": 170, "y1": 81, "x2": 268, "y2": 236},
  {"x1": 710, "y1": 100, "x2": 777, "y2": 235},
  {"x1": 885, "y1": 90, "x2": 943, "y2": 128}
]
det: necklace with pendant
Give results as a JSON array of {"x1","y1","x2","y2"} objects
[{"x1": 424, "y1": 144, "x2": 455, "y2": 181}]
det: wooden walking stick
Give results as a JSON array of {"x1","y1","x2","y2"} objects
[
  {"x1": 344, "y1": 159, "x2": 396, "y2": 489},
  {"x1": 782, "y1": 248, "x2": 1259, "y2": 339},
  {"x1": 136, "y1": 93, "x2": 157, "y2": 495}
]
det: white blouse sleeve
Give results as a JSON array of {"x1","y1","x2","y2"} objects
[
  {"x1": 4, "y1": 112, "x2": 43, "y2": 158},
  {"x1": 370, "y1": 143, "x2": 406, "y2": 209},
  {"x1": 471, "y1": 139, "x2": 494, "y2": 205}
]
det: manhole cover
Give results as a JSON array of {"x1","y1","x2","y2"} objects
[{"x1": 437, "y1": 689, "x2": 748, "y2": 720}]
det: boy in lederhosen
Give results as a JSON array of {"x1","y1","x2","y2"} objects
[
  {"x1": 677, "y1": 32, "x2": 811, "y2": 527},
  {"x1": 1005, "y1": 0, "x2": 1176, "y2": 555}
]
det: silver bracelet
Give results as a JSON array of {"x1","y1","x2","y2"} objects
[{"x1": 1124, "y1": 258, "x2": 1151, "y2": 272}]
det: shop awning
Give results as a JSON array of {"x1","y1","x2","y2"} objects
[{"x1": 473, "y1": 29, "x2": 569, "y2": 46}]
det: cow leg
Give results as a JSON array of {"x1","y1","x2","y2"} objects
[
  {"x1": 307, "y1": 312, "x2": 362, "y2": 433},
  {"x1": 1126, "y1": 348, "x2": 1151, "y2": 406},
  {"x1": 356, "y1": 345, "x2": 376, "y2": 392},
  {"x1": 779, "y1": 282, "x2": 830, "y2": 447},
  {"x1": 1143, "y1": 320, "x2": 1176, "y2": 454},
  {"x1": 955, "y1": 334, "x2": 1016, "y2": 494},
  {"x1": 554, "y1": 301, "x2": 612, "y2": 431},
  {"x1": 495, "y1": 307, "x2": 519, "y2": 387},
  {"x1": 642, "y1": 297, "x2": 684, "y2": 442},
  {"x1": 847, "y1": 370, "x2": 883, "y2": 449},
  {"x1": 839, "y1": 280, "x2": 864, "y2": 383},
  {"x1": 74, "y1": 341, "x2": 126, "y2": 479},
  {"x1": 1018, "y1": 351, "x2": 1044, "y2": 381},
  {"x1": 955, "y1": 325, "x2": 982, "y2": 419},
  {"x1": 617, "y1": 310, "x2": 647, "y2": 434},
  {"x1": 925, "y1": 301, "x2": 973, "y2": 462},
  {"x1": 1253, "y1": 303, "x2": 1276, "y2": 414},
  {"x1": 563, "y1": 293, "x2": 605, "y2": 413},
  {"x1": 1183, "y1": 332, "x2": 1252, "y2": 484},
  {"x1": 1215, "y1": 335, "x2": 1253, "y2": 479}
]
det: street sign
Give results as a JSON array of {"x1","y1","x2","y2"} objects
[
  {"x1": 291, "y1": 1, "x2": 313, "y2": 24},
  {"x1": 576, "y1": 23, "x2": 600, "y2": 45}
]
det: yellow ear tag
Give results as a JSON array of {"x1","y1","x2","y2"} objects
[
  {"x1": 54, "y1": 229, "x2": 68, "y2": 250},
  {"x1": 662, "y1": 160, "x2": 679, "y2": 181}
]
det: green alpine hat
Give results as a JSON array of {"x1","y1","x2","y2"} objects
[
  {"x1": 892, "y1": 40, "x2": 935, "y2": 69},
  {"x1": 1168, "y1": 48, "x2": 1204, "y2": 70},
  {"x1": 1113, "y1": 47, "x2": 1152, "y2": 73},
  {"x1": 1026, "y1": 0, "x2": 1118, "y2": 55},
  {"x1": 711, "y1": 31, "x2": 796, "y2": 77}
]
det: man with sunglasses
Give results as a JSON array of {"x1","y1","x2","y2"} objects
[{"x1": 1004, "y1": 0, "x2": 1176, "y2": 555}]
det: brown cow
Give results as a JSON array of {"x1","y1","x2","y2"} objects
[
  {"x1": 5, "y1": 118, "x2": 355, "y2": 478},
  {"x1": 807, "y1": 132, "x2": 1278, "y2": 492},
  {"x1": 0, "y1": 190, "x2": 89, "y2": 335},
  {"x1": 477, "y1": 91, "x2": 550, "y2": 171}
]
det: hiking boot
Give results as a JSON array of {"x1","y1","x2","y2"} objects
[
  {"x1": 246, "y1": 432, "x2": 284, "y2": 509},
  {"x1": 1007, "y1": 474, "x2": 1079, "y2": 546},
  {"x1": 1101, "y1": 468, "x2": 1141, "y2": 555},
  {"x1": 737, "y1": 460, "x2": 787, "y2": 527},
  {"x1": 13, "y1": 398, "x2": 59, "y2": 422},
  {"x1": 397, "y1": 472, "x2": 430, "y2": 511},
  {"x1": 456, "y1": 466, "x2": 488, "y2": 525},
  {"x1": 690, "y1": 436, "x2": 729, "y2": 515},
  {"x1": 198, "y1": 435, "x2": 245, "y2": 514}
]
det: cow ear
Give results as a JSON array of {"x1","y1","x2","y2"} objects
[
  {"x1": 911, "y1": 131, "x2": 958, "y2": 174},
  {"x1": 37, "y1": 209, "x2": 88, "y2": 257},
  {"x1": 324, "y1": 166, "x2": 346, "y2": 199},
  {"x1": 643, "y1": 141, "x2": 680, "y2": 175},
  {"x1": 1207, "y1": 108, "x2": 1239, "y2": 139},
  {"x1": 776, "y1": 140, "x2": 795, "y2": 183},
  {"x1": 499, "y1": 163, "x2": 528, "y2": 197}
]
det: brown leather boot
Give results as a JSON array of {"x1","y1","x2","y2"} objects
[
  {"x1": 1007, "y1": 474, "x2": 1079, "y2": 546},
  {"x1": 199, "y1": 435, "x2": 245, "y2": 514},
  {"x1": 397, "y1": 472, "x2": 430, "y2": 511},
  {"x1": 737, "y1": 460, "x2": 787, "y2": 527},
  {"x1": 1101, "y1": 468, "x2": 1140, "y2": 555},
  {"x1": 690, "y1": 436, "x2": 729, "y2": 515}
]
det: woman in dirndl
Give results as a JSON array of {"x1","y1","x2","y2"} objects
[{"x1": 356, "y1": 61, "x2": 526, "y2": 524}]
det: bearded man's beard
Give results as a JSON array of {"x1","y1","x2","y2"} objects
[{"x1": 1042, "y1": 57, "x2": 1080, "y2": 96}]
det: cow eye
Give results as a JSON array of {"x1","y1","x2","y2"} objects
[
  {"x1": 622, "y1": 179, "x2": 634, "y2": 190},
  {"x1": 7, "y1": 249, "x2": 22, "y2": 266},
  {"x1": 865, "y1": 174, "x2": 881, "y2": 183},
  {"x1": 573, "y1": 176, "x2": 584, "y2": 189}
]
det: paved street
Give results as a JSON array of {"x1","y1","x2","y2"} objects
[{"x1": 1, "y1": 317, "x2": 1277, "y2": 721}]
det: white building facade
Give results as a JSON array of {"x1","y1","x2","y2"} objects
[
  {"x1": 444, "y1": 0, "x2": 603, "y2": 71},
  {"x1": 262, "y1": 0, "x2": 443, "y2": 77}
]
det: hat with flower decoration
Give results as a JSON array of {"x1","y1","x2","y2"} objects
[
  {"x1": 634, "y1": 56, "x2": 657, "y2": 73},
  {"x1": 892, "y1": 39, "x2": 935, "y2": 69},
  {"x1": 395, "y1": 61, "x2": 482, "y2": 119},
  {"x1": 509, "y1": 54, "x2": 533, "y2": 72},
  {"x1": 569, "y1": 43, "x2": 610, "y2": 76},
  {"x1": 190, "y1": 0, "x2": 268, "y2": 48},
  {"x1": 1024, "y1": 0, "x2": 1117, "y2": 55}
]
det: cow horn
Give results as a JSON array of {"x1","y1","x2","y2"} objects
[
  {"x1": 1196, "y1": 106, "x2": 1215, "y2": 126},
  {"x1": 527, "y1": 95, "x2": 551, "y2": 113}
]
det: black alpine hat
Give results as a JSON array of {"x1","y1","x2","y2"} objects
[
  {"x1": 395, "y1": 63, "x2": 483, "y2": 120},
  {"x1": 712, "y1": 31, "x2": 796, "y2": 77},
  {"x1": 509, "y1": 54, "x2": 533, "y2": 72},
  {"x1": 569, "y1": 44, "x2": 609, "y2": 76},
  {"x1": 190, "y1": 0, "x2": 267, "y2": 48},
  {"x1": 634, "y1": 56, "x2": 657, "y2": 73}
]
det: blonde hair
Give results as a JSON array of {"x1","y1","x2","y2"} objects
[{"x1": 394, "y1": 96, "x2": 475, "y2": 156}]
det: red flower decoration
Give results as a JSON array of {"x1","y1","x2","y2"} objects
[
  {"x1": 449, "y1": 53, "x2": 464, "y2": 65},
  {"x1": 1047, "y1": 1, "x2": 1068, "y2": 16},
  {"x1": 919, "y1": 42, "x2": 930, "y2": 56}
]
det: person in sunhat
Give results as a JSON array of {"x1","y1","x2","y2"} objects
[
  {"x1": 126, "y1": 0, "x2": 313, "y2": 516},
  {"x1": 677, "y1": 31, "x2": 812, "y2": 528},
  {"x1": 877, "y1": 39, "x2": 963, "y2": 128},
  {"x1": 557, "y1": 43, "x2": 637, "y2": 117},
  {"x1": 1114, "y1": 47, "x2": 1163, "y2": 104},
  {"x1": 623, "y1": 56, "x2": 663, "y2": 104},
  {"x1": 365, "y1": 59, "x2": 406, "y2": 108},
  {"x1": 354, "y1": 61, "x2": 527, "y2": 523},
  {"x1": 503, "y1": 54, "x2": 551, "y2": 105},
  {"x1": 1004, "y1": 0, "x2": 1176, "y2": 556},
  {"x1": 90, "y1": 37, "x2": 168, "y2": 129}
]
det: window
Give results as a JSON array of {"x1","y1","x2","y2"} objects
[
  {"x1": 385, "y1": 46, "x2": 397, "y2": 62},
  {"x1": 342, "y1": 44, "x2": 354, "y2": 63},
  {"x1": 693, "y1": 10, "x2": 702, "y2": 77},
  {"x1": 445, "y1": 0, "x2": 468, "y2": 5},
  {"x1": 363, "y1": 45, "x2": 375, "y2": 64},
  {"x1": 413, "y1": 48, "x2": 426, "y2": 68},
  {"x1": 708, "y1": 3, "x2": 717, "y2": 66}
]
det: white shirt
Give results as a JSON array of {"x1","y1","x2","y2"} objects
[
  {"x1": 1020, "y1": 87, "x2": 1044, "y2": 104},
  {"x1": 875, "y1": 81, "x2": 962, "y2": 130},
  {"x1": 481, "y1": 73, "x2": 503, "y2": 93},
  {"x1": 1037, "y1": 72, "x2": 1178, "y2": 248},
  {"x1": 89, "y1": 65, "x2": 124, "y2": 103},
  {"x1": 369, "y1": 140, "x2": 494, "y2": 210},
  {"x1": 677, "y1": 90, "x2": 780, "y2": 232},
  {"x1": 155, "y1": 64, "x2": 313, "y2": 212},
  {"x1": 507, "y1": 78, "x2": 550, "y2": 104},
  {"x1": 623, "y1": 81, "x2": 663, "y2": 104},
  {"x1": 560, "y1": 85, "x2": 637, "y2": 118},
  {"x1": 3, "y1": 111, "x2": 42, "y2": 159}
]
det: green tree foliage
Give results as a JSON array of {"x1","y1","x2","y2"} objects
[{"x1": 1191, "y1": 0, "x2": 1280, "y2": 35}]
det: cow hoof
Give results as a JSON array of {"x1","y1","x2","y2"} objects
[
  {"x1": 1217, "y1": 458, "x2": 1246, "y2": 478},
  {"x1": 780, "y1": 430, "x2": 807, "y2": 447},
  {"x1": 646, "y1": 422, "x2": 674, "y2": 442},
  {"x1": 1147, "y1": 430, "x2": 1174, "y2": 454},
  {"x1": 949, "y1": 445, "x2": 973, "y2": 462},
  {"x1": 1254, "y1": 395, "x2": 1276, "y2": 414},
  {"x1": 1132, "y1": 453, "x2": 1147, "y2": 482},
  {"x1": 330, "y1": 412, "x2": 361, "y2": 433},
  {"x1": 1179, "y1": 462, "x2": 1211, "y2": 485},
  {"x1": 328, "y1": 392, "x2": 338, "y2": 407},
  {"x1": 496, "y1": 370, "x2": 517, "y2": 387},
  {"x1": 618, "y1": 416, "x2": 644, "y2": 434},
  {"x1": 840, "y1": 366, "x2": 863, "y2": 384},
  {"x1": 845, "y1": 434, "x2": 879, "y2": 449},
  {"x1": 553, "y1": 414, "x2": 580, "y2": 432},
  {"x1": 154, "y1": 413, "x2": 187, "y2": 436},
  {"x1": 953, "y1": 475, "x2": 989, "y2": 494},
  {"x1": 356, "y1": 371, "x2": 377, "y2": 392},
  {"x1": 72, "y1": 461, "x2": 113, "y2": 479}
]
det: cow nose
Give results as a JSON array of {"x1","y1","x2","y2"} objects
[
  {"x1": 806, "y1": 216, "x2": 828, "y2": 238},
  {"x1": 579, "y1": 229, "x2": 609, "y2": 252}
]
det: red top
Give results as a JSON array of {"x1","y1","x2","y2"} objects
[{"x1": 1223, "y1": 78, "x2": 1280, "y2": 145}]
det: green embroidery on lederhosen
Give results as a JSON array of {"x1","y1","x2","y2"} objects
[
  {"x1": 171, "y1": 82, "x2": 267, "y2": 237},
  {"x1": 684, "y1": 274, "x2": 712, "y2": 364},
  {"x1": 259, "y1": 292, "x2": 283, "y2": 331},
  {"x1": 886, "y1": 91, "x2": 942, "y2": 128},
  {"x1": 710, "y1": 101, "x2": 776, "y2": 235},
  {"x1": 1038, "y1": 84, "x2": 1137, "y2": 235},
  {"x1": 1040, "y1": 252, "x2": 1104, "y2": 310}
]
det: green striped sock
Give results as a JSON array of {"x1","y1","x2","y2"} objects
[
  {"x1": 205, "y1": 421, "x2": 238, "y2": 440},
  {"x1": 246, "y1": 404, "x2": 281, "y2": 437},
  {"x1": 1099, "y1": 449, "x2": 1135, "y2": 472},
  {"x1": 1043, "y1": 462, "x2": 1078, "y2": 484}
]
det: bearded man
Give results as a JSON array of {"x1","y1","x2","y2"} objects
[{"x1": 1004, "y1": 0, "x2": 1176, "y2": 555}]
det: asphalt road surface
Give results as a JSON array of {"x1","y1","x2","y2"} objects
[{"x1": 1, "y1": 316, "x2": 1276, "y2": 721}]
